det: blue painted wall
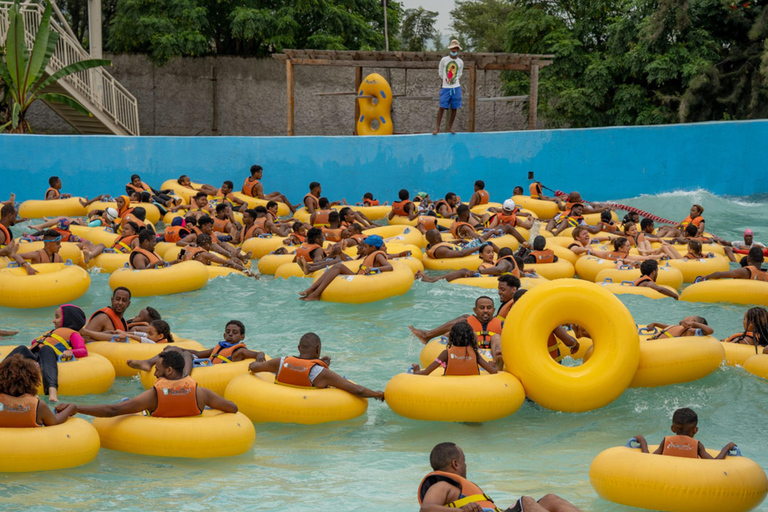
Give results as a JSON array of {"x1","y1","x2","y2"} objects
[{"x1": 1, "y1": 120, "x2": 765, "y2": 203}]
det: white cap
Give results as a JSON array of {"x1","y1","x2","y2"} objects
[
  {"x1": 105, "y1": 207, "x2": 118, "y2": 221},
  {"x1": 503, "y1": 199, "x2": 516, "y2": 212}
]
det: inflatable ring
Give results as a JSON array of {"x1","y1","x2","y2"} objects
[
  {"x1": 525, "y1": 259, "x2": 575, "y2": 280},
  {"x1": 109, "y1": 260, "x2": 209, "y2": 297},
  {"x1": 389, "y1": 215, "x2": 452, "y2": 230},
  {"x1": 590, "y1": 442, "x2": 768, "y2": 512},
  {"x1": 599, "y1": 281, "x2": 677, "y2": 300},
  {"x1": 93, "y1": 409, "x2": 255, "y2": 458},
  {"x1": 311, "y1": 260, "x2": 414, "y2": 303},
  {"x1": 139, "y1": 359, "x2": 256, "y2": 396},
  {"x1": 0, "y1": 262, "x2": 90, "y2": 309},
  {"x1": 356, "y1": 72, "x2": 393, "y2": 136},
  {"x1": 681, "y1": 279, "x2": 768, "y2": 307},
  {"x1": 370, "y1": 225, "x2": 424, "y2": 249},
  {"x1": 231, "y1": 193, "x2": 290, "y2": 216},
  {"x1": 384, "y1": 372, "x2": 525, "y2": 422},
  {"x1": 574, "y1": 256, "x2": 623, "y2": 281},
  {"x1": 69, "y1": 225, "x2": 119, "y2": 247},
  {"x1": 512, "y1": 195, "x2": 559, "y2": 219},
  {"x1": 667, "y1": 256, "x2": 730, "y2": 283},
  {"x1": 502, "y1": 279, "x2": 639, "y2": 412},
  {"x1": 86, "y1": 339, "x2": 205, "y2": 377},
  {"x1": 596, "y1": 264, "x2": 683, "y2": 289},
  {"x1": 449, "y1": 275, "x2": 548, "y2": 290},
  {"x1": 18, "y1": 197, "x2": 87, "y2": 218},
  {"x1": 87, "y1": 252, "x2": 130, "y2": 273},
  {"x1": 722, "y1": 342, "x2": 764, "y2": 366},
  {"x1": 225, "y1": 373, "x2": 368, "y2": 424},
  {"x1": 346, "y1": 205, "x2": 391, "y2": 221},
  {"x1": 242, "y1": 235, "x2": 290, "y2": 259},
  {"x1": 0, "y1": 417, "x2": 100, "y2": 472},
  {"x1": 86, "y1": 201, "x2": 162, "y2": 225},
  {"x1": 160, "y1": 179, "x2": 201, "y2": 203},
  {"x1": 419, "y1": 337, "x2": 494, "y2": 368},
  {"x1": 16, "y1": 240, "x2": 83, "y2": 265},
  {"x1": 744, "y1": 354, "x2": 768, "y2": 379},
  {"x1": 257, "y1": 253, "x2": 296, "y2": 275},
  {"x1": 629, "y1": 336, "x2": 724, "y2": 388}
]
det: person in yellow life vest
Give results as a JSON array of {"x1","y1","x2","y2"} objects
[
  {"x1": 57, "y1": 349, "x2": 237, "y2": 419},
  {"x1": 248, "y1": 332, "x2": 384, "y2": 400},
  {"x1": 632, "y1": 260, "x2": 679, "y2": 299},
  {"x1": 81, "y1": 287, "x2": 131, "y2": 342},
  {"x1": 388, "y1": 189, "x2": 419, "y2": 222},
  {"x1": 551, "y1": 203, "x2": 603, "y2": 236},
  {"x1": 0, "y1": 355, "x2": 76, "y2": 427},
  {"x1": 634, "y1": 408, "x2": 736, "y2": 460},
  {"x1": 12, "y1": 229, "x2": 63, "y2": 275},
  {"x1": 722, "y1": 307, "x2": 768, "y2": 353},
  {"x1": 703, "y1": 247, "x2": 768, "y2": 282},
  {"x1": 656, "y1": 204, "x2": 706, "y2": 238},
  {"x1": 418, "y1": 442, "x2": 584, "y2": 512},
  {"x1": 646, "y1": 316, "x2": 713, "y2": 339},
  {"x1": 411, "y1": 321, "x2": 498, "y2": 376},
  {"x1": 298, "y1": 235, "x2": 392, "y2": 301},
  {"x1": 467, "y1": 180, "x2": 490, "y2": 209},
  {"x1": 126, "y1": 320, "x2": 265, "y2": 375},
  {"x1": 3, "y1": 305, "x2": 87, "y2": 402},
  {"x1": 241, "y1": 165, "x2": 298, "y2": 213}
]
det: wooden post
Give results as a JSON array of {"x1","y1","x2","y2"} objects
[
  {"x1": 528, "y1": 64, "x2": 539, "y2": 130},
  {"x1": 354, "y1": 66, "x2": 363, "y2": 135},
  {"x1": 467, "y1": 62, "x2": 477, "y2": 132},
  {"x1": 286, "y1": 59, "x2": 295, "y2": 136}
]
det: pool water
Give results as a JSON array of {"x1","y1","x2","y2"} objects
[{"x1": 1, "y1": 190, "x2": 768, "y2": 511}]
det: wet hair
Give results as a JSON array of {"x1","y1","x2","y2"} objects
[
  {"x1": 672, "y1": 407, "x2": 698, "y2": 426},
  {"x1": 474, "y1": 180, "x2": 485, "y2": 189},
  {"x1": 613, "y1": 237, "x2": 629, "y2": 251},
  {"x1": 216, "y1": 203, "x2": 229, "y2": 214},
  {"x1": 194, "y1": 192, "x2": 207, "y2": 201},
  {"x1": 318, "y1": 197, "x2": 330, "y2": 209},
  {"x1": 266, "y1": 201, "x2": 278, "y2": 210},
  {"x1": 113, "y1": 286, "x2": 132, "y2": 298},
  {"x1": 363, "y1": 192, "x2": 374, "y2": 200},
  {"x1": 131, "y1": 207, "x2": 147, "y2": 222},
  {"x1": 692, "y1": 316, "x2": 707, "y2": 325},
  {"x1": 1, "y1": 204, "x2": 14, "y2": 217},
  {"x1": 572, "y1": 226, "x2": 588, "y2": 240},
  {"x1": 622, "y1": 212, "x2": 639, "y2": 223},
  {"x1": 338, "y1": 207, "x2": 353, "y2": 220},
  {"x1": 226, "y1": 320, "x2": 245, "y2": 335},
  {"x1": 533, "y1": 235, "x2": 546, "y2": 251},
  {"x1": 640, "y1": 259, "x2": 658, "y2": 276},
  {"x1": 430, "y1": 442, "x2": 461, "y2": 471},
  {"x1": 0, "y1": 354, "x2": 41, "y2": 396},
  {"x1": 475, "y1": 295, "x2": 494, "y2": 307},
  {"x1": 640, "y1": 218, "x2": 654, "y2": 231},
  {"x1": 299, "y1": 332, "x2": 321, "y2": 350},
  {"x1": 328, "y1": 211, "x2": 340, "y2": 223},
  {"x1": 498, "y1": 247, "x2": 514, "y2": 258},
  {"x1": 130, "y1": 174, "x2": 141, "y2": 182},
  {"x1": 456, "y1": 204, "x2": 469, "y2": 216},
  {"x1": 745, "y1": 307, "x2": 768, "y2": 347},
  {"x1": 307, "y1": 227, "x2": 323, "y2": 244},
  {"x1": 254, "y1": 206, "x2": 268, "y2": 215},
  {"x1": 498, "y1": 274, "x2": 521, "y2": 289},
  {"x1": 513, "y1": 186, "x2": 524, "y2": 195},
  {"x1": 398, "y1": 189, "x2": 409, "y2": 200},
  {"x1": 250, "y1": 165, "x2": 262, "y2": 175},
  {"x1": 309, "y1": 182, "x2": 320, "y2": 191},
  {"x1": 748, "y1": 247, "x2": 764, "y2": 266},
  {"x1": 447, "y1": 321, "x2": 478, "y2": 351},
  {"x1": 692, "y1": 204, "x2": 704, "y2": 215},
  {"x1": 244, "y1": 209, "x2": 257, "y2": 221},
  {"x1": 512, "y1": 288, "x2": 527, "y2": 301},
  {"x1": 48, "y1": 176, "x2": 60, "y2": 186},
  {"x1": 42, "y1": 229, "x2": 60, "y2": 239},
  {"x1": 349, "y1": 223, "x2": 363, "y2": 234},
  {"x1": 445, "y1": 192, "x2": 457, "y2": 201},
  {"x1": 145, "y1": 306, "x2": 161, "y2": 321},
  {"x1": 687, "y1": 240, "x2": 703, "y2": 255},
  {"x1": 177, "y1": 175, "x2": 189, "y2": 184},
  {"x1": 623, "y1": 223, "x2": 635, "y2": 234},
  {"x1": 184, "y1": 216, "x2": 197, "y2": 226},
  {"x1": 514, "y1": 255, "x2": 525, "y2": 270},
  {"x1": 158, "y1": 350, "x2": 185, "y2": 374},
  {"x1": 600, "y1": 209, "x2": 612, "y2": 222},
  {"x1": 685, "y1": 224, "x2": 698, "y2": 237},
  {"x1": 198, "y1": 216, "x2": 214, "y2": 227},
  {"x1": 197, "y1": 233, "x2": 212, "y2": 246},
  {"x1": 151, "y1": 320, "x2": 174, "y2": 343},
  {"x1": 138, "y1": 229, "x2": 155, "y2": 244},
  {"x1": 292, "y1": 221, "x2": 304, "y2": 233},
  {"x1": 222, "y1": 180, "x2": 234, "y2": 190}
]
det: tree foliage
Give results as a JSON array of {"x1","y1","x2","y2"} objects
[
  {"x1": 107, "y1": 0, "x2": 403, "y2": 64},
  {"x1": 499, "y1": 0, "x2": 768, "y2": 127},
  {"x1": 400, "y1": 7, "x2": 439, "y2": 51},
  {"x1": 451, "y1": 0, "x2": 514, "y2": 51}
]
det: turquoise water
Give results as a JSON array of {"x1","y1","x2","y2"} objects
[{"x1": 1, "y1": 190, "x2": 768, "y2": 511}]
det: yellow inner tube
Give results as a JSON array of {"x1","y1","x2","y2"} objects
[
  {"x1": 86, "y1": 201, "x2": 162, "y2": 224},
  {"x1": 502, "y1": 279, "x2": 639, "y2": 412},
  {"x1": 743, "y1": 354, "x2": 768, "y2": 379},
  {"x1": 681, "y1": 279, "x2": 768, "y2": 307},
  {"x1": 0, "y1": 263, "x2": 90, "y2": 309},
  {"x1": 18, "y1": 197, "x2": 87, "y2": 218},
  {"x1": 0, "y1": 417, "x2": 100, "y2": 472},
  {"x1": 449, "y1": 275, "x2": 548, "y2": 290},
  {"x1": 140, "y1": 359, "x2": 256, "y2": 396},
  {"x1": 721, "y1": 342, "x2": 764, "y2": 366},
  {"x1": 596, "y1": 264, "x2": 684, "y2": 289},
  {"x1": 93, "y1": 409, "x2": 255, "y2": 458},
  {"x1": 312, "y1": 260, "x2": 414, "y2": 304},
  {"x1": 109, "y1": 260, "x2": 209, "y2": 297},
  {"x1": 225, "y1": 372, "x2": 368, "y2": 424},
  {"x1": 629, "y1": 336, "x2": 724, "y2": 388},
  {"x1": 16, "y1": 240, "x2": 83, "y2": 265},
  {"x1": 666, "y1": 256, "x2": 730, "y2": 283},
  {"x1": 86, "y1": 339, "x2": 205, "y2": 377},
  {"x1": 590, "y1": 445, "x2": 768, "y2": 512},
  {"x1": 599, "y1": 281, "x2": 678, "y2": 299}
]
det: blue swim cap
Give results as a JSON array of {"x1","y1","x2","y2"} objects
[{"x1": 364, "y1": 234, "x2": 384, "y2": 248}]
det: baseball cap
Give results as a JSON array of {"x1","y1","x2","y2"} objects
[
  {"x1": 502, "y1": 199, "x2": 516, "y2": 212},
  {"x1": 105, "y1": 207, "x2": 118, "y2": 221},
  {"x1": 364, "y1": 235, "x2": 384, "y2": 248},
  {"x1": 745, "y1": 229, "x2": 754, "y2": 236}
]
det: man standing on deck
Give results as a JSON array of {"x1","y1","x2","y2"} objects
[{"x1": 433, "y1": 40, "x2": 464, "y2": 135}]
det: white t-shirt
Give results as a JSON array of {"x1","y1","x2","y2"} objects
[
  {"x1": 439, "y1": 56, "x2": 463, "y2": 89},
  {"x1": 732, "y1": 241, "x2": 765, "y2": 250}
]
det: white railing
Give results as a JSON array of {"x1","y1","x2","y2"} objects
[{"x1": 0, "y1": 1, "x2": 139, "y2": 135}]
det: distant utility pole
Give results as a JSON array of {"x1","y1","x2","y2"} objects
[{"x1": 382, "y1": 0, "x2": 389, "y2": 51}]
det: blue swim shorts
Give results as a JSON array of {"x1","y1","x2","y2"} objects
[{"x1": 439, "y1": 87, "x2": 462, "y2": 109}]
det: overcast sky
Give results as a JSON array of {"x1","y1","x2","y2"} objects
[{"x1": 399, "y1": 0, "x2": 457, "y2": 36}]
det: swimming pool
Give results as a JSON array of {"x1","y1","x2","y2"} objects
[{"x1": 1, "y1": 189, "x2": 767, "y2": 511}]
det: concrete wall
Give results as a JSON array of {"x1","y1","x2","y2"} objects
[
  {"x1": 28, "y1": 54, "x2": 530, "y2": 136},
  {"x1": 2, "y1": 120, "x2": 766, "y2": 203}
]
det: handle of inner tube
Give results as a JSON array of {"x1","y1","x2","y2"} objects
[
  {"x1": 694, "y1": 276, "x2": 705, "y2": 283},
  {"x1": 619, "y1": 264, "x2": 633, "y2": 270},
  {"x1": 407, "y1": 366, "x2": 415, "y2": 374},
  {"x1": 638, "y1": 326, "x2": 658, "y2": 334},
  {"x1": 620, "y1": 280, "x2": 633, "y2": 286},
  {"x1": 65, "y1": 259, "x2": 74, "y2": 265},
  {"x1": 626, "y1": 438, "x2": 640, "y2": 448},
  {"x1": 8, "y1": 261, "x2": 19, "y2": 268},
  {"x1": 729, "y1": 446, "x2": 742, "y2": 457},
  {"x1": 57, "y1": 354, "x2": 75, "y2": 362},
  {"x1": 602, "y1": 278, "x2": 613, "y2": 283}
]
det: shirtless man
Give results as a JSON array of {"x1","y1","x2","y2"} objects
[
  {"x1": 241, "y1": 165, "x2": 298, "y2": 213},
  {"x1": 81, "y1": 287, "x2": 131, "y2": 341},
  {"x1": 702, "y1": 247, "x2": 767, "y2": 281},
  {"x1": 633, "y1": 260, "x2": 679, "y2": 299}
]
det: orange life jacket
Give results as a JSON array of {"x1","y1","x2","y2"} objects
[
  {"x1": 466, "y1": 316, "x2": 502, "y2": 349},
  {"x1": 529, "y1": 182, "x2": 542, "y2": 199},
  {"x1": 418, "y1": 216, "x2": 438, "y2": 230},
  {"x1": 113, "y1": 234, "x2": 138, "y2": 253},
  {"x1": 240, "y1": 222, "x2": 260, "y2": 241},
  {"x1": 725, "y1": 331, "x2": 757, "y2": 346},
  {"x1": 182, "y1": 245, "x2": 207, "y2": 262},
  {"x1": 312, "y1": 210, "x2": 331, "y2": 226},
  {"x1": 162, "y1": 226, "x2": 188, "y2": 244},
  {"x1": 35, "y1": 249, "x2": 63, "y2": 264},
  {"x1": 426, "y1": 242, "x2": 459, "y2": 259},
  {"x1": 444, "y1": 346, "x2": 480, "y2": 375},
  {"x1": 567, "y1": 240, "x2": 584, "y2": 251},
  {"x1": 129, "y1": 247, "x2": 162, "y2": 269},
  {"x1": 126, "y1": 181, "x2": 151, "y2": 194},
  {"x1": 418, "y1": 471, "x2": 500, "y2": 511},
  {"x1": 363, "y1": 198, "x2": 379, "y2": 206},
  {"x1": 602, "y1": 221, "x2": 619, "y2": 233},
  {"x1": 213, "y1": 217, "x2": 229, "y2": 234},
  {"x1": 52, "y1": 228, "x2": 75, "y2": 242},
  {"x1": 478, "y1": 262, "x2": 494, "y2": 271},
  {"x1": 392, "y1": 200, "x2": 413, "y2": 217},
  {"x1": 561, "y1": 201, "x2": 577, "y2": 217},
  {"x1": 358, "y1": 250, "x2": 387, "y2": 275},
  {"x1": 661, "y1": 435, "x2": 699, "y2": 458},
  {"x1": 295, "y1": 243, "x2": 322, "y2": 263},
  {"x1": 0, "y1": 222, "x2": 11, "y2": 246},
  {"x1": 497, "y1": 300, "x2": 513, "y2": 321},
  {"x1": 529, "y1": 249, "x2": 555, "y2": 264},
  {"x1": 0, "y1": 394, "x2": 40, "y2": 428},
  {"x1": 288, "y1": 233, "x2": 306, "y2": 244},
  {"x1": 450, "y1": 221, "x2": 475, "y2": 238},
  {"x1": 681, "y1": 215, "x2": 704, "y2": 228},
  {"x1": 215, "y1": 189, "x2": 237, "y2": 204},
  {"x1": 475, "y1": 190, "x2": 489, "y2": 205},
  {"x1": 276, "y1": 356, "x2": 329, "y2": 387},
  {"x1": 607, "y1": 249, "x2": 630, "y2": 261},
  {"x1": 746, "y1": 266, "x2": 768, "y2": 282},
  {"x1": 119, "y1": 206, "x2": 135, "y2": 220},
  {"x1": 89, "y1": 307, "x2": 128, "y2": 331},
  {"x1": 32, "y1": 327, "x2": 76, "y2": 356},
  {"x1": 490, "y1": 212, "x2": 517, "y2": 227},
  {"x1": 121, "y1": 213, "x2": 146, "y2": 232},
  {"x1": 242, "y1": 177, "x2": 260, "y2": 197},
  {"x1": 633, "y1": 275, "x2": 654, "y2": 287},
  {"x1": 303, "y1": 193, "x2": 319, "y2": 211},
  {"x1": 434, "y1": 199, "x2": 454, "y2": 218},
  {"x1": 151, "y1": 376, "x2": 202, "y2": 417},
  {"x1": 45, "y1": 187, "x2": 60, "y2": 200},
  {"x1": 495, "y1": 255, "x2": 520, "y2": 277},
  {"x1": 209, "y1": 342, "x2": 246, "y2": 364},
  {"x1": 322, "y1": 227, "x2": 343, "y2": 242}
]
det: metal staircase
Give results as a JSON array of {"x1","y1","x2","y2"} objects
[{"x1": 0, "y1": 1, "x2": 139, "y2": 135}]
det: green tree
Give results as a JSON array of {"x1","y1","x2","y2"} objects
[
  {"x1": 400, "y1": 7, "x2": 438, "y2": 51},
  {"x1": 0, "y1": 0, "x2": 110, "y2": 133},
  {"x1": 451, "y1": 0, "x2": 513, "y2": 52},
  {"x1": 107, "y1": 0, "x2": 404, "y2": 65}
]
